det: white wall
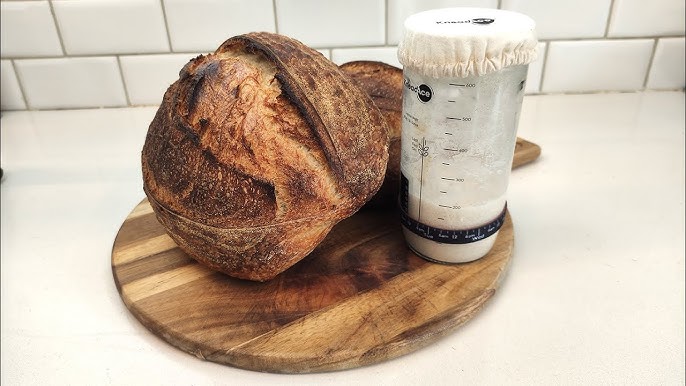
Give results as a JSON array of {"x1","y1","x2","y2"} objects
[{"x1": 1, "y1": 0, "x2": 684, "y2": 110}]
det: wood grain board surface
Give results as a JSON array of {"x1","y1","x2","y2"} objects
[
  {"x1": 512, "y1": 137, "x2": 541, "y2": 169},
  {"x1": 111, "y1": 138, "x2": 540, "y2": 373}
]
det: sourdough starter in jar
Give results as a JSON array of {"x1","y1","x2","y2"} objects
[{"x1": 397, "y1": 8, "x2": 537, "y2": 263}]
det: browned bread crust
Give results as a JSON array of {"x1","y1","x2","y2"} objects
[
  {"x1": 142, "y1": 33, "x2": 389, "y2": 281},
  {"x1": 340, "y1": 61, "x2": 402, "y2": 209}
]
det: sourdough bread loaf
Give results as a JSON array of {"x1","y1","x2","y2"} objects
[
  {"x1": 142, "y1": 33, "x2": 389, "y2": 281},
  {"x1": 340, "y1": 61, "x2": 402, "y2": 209}
]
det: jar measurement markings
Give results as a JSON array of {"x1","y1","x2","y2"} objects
[
  {"x1": 397, "y1": 7, "x2": 534, "y2": 261},
  {"x1": 399, "y1": 206, "x2": 507, "y2": 245}
]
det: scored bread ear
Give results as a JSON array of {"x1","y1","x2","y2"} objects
[
  {"x1": 142, "y1": 33, "x2": 389, "y2": 282},
  {"x1": 218, "y1": 36, "x2": 389, "y2": 201}
]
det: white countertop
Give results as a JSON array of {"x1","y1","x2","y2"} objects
[{"x1": 1, "y1": 91, "x2": 684, "y2": 385}]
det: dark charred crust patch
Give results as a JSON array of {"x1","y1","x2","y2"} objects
[
  {"x1": 175, "y1": 121, "x2": 200, "y2": 145},
  {"x1": 187, "y1": 68, "x2": 207, "y2": 114}
]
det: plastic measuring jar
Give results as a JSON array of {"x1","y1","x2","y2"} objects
[{"x1": 397, "y1": 8, "x2": 537, "y2": 263}]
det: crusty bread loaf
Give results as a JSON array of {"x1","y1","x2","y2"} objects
[
  {"x1": 340, "y1": 61, "x2": 402, "y2": 209},
  {"x1": 142, "y1": 33, "x2": 389, "y2": 281}
]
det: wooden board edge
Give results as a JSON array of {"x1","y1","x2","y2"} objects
[
  {"x1": 513, "y1": 137, "x2": 542, "y2": 169},
  {"x1": 203, "y1": 214, "x2": 514, "y2": 373}
]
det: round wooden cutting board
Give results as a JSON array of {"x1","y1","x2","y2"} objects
[
  {"x1": 111, "y1": 136, "x2": 538, "y2": 374},
  {"x1": 111, "y1": 200, "x2": 514, "y2": 373}
]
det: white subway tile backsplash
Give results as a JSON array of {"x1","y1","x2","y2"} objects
[
  {"x1": 52, "y1": 0, "x2": 169, "y2": 55},
  {"x1": 275, "y1": 0, "x2": 385, "y2": 48},
  {"x1": 542, "y1": 40, "x2": 654, "y2": 93},
  {"x1": 646, "y1": 38, "x2": 686, "y2": 90},
  {"x1": 524, "y1": 42, "x2": 546, "y2": 94},
  {"x1": 608, "y1": 0, "x2": 685, "y2": 37},
  {"x1": 120, "y1": 53, "x2": 201, "y2": 106},
  {"x1": 387, "y1": 0, "x2": 498, "y2": 45},
  {"x1": 163, "y1": 0, "x2": 275, "y2": 52},
  {"x1": 0, "y1": 1, "x2": 63, "y2": 58},
  {"x1": 331, "y1": 47, "x2": 402, "y2": 68},
  {"x1": 1, "y1": 60, "x2": 26, "y2": 110},
  {"x1": 501, "y1": 0, "x2": 611, "y2": 40},
  {"x1": 14, "y1": 57, "x2": 127, "y2": 109},
  {"x1": 0, "y1": 0, "x2": 683, "y2": 110}
]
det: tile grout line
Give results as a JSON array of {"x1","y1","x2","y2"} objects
[
  {"x1": 47, "y1": 0, "x2": 67, "y2": 56},
  {"x1": 537, "y1": 42, "x2": 551, "y2": 93},
  {"x1": 116, "y1": 56, "x2": 132, "y2": 106},
  {"x1": 5, "y1": 88, "x2": 683, "y2": 113},
  {"x1": 384, "y1": 0, "x2": 389, "y2": 46},
  {"x1": 3, "y1": 35, "x2": 682, "y2": 62},
  {"x1": 10, "y1": 59, "x2": 31, "y2": 110},
  {"x1": 159, "y1": 0, "x2": 174, "y2": 52},
  {"x1": 604, "y1": 0, "x2": 616, "y2": 38},
  {"x1": 272, "y1": 0, "x2": 279, "y2": 34},
  {"x1": 642, "y1": 38, "x2": 659, "y2": 90}
]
